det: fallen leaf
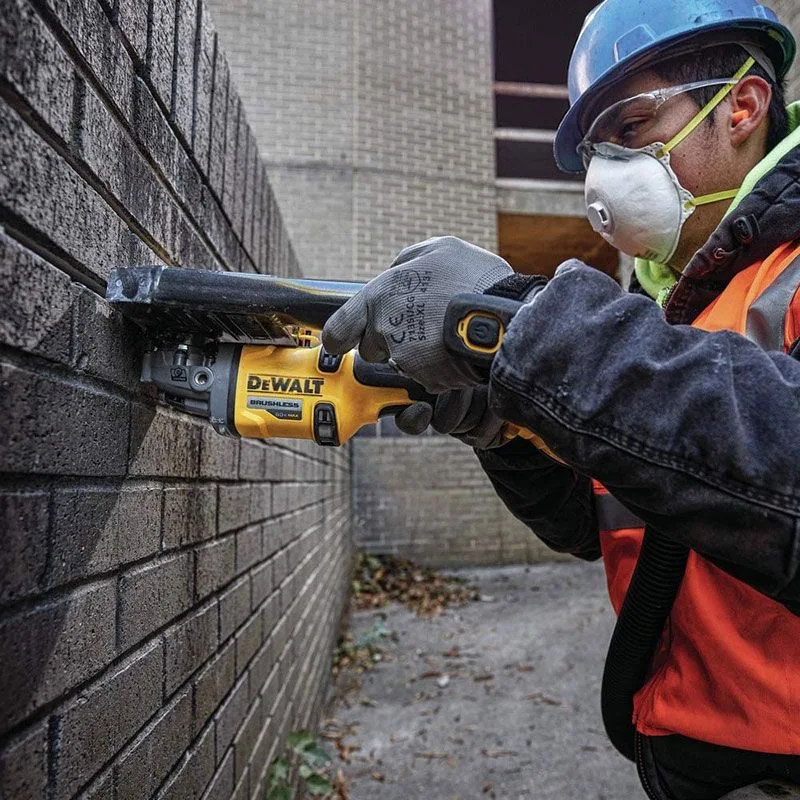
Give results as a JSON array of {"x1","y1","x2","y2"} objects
[
  {"x1": 321, "y1": 720, "x2": 359, "y2": 741},
  {"x1": 473, "y1": 674, "x2": 494, "y2": 682},
  {"x1": 525, "y1": 692, "x2": 563, "y2": 706},
  {"x1": 516, "y1": 665, "x2": 535, "y2": 673},
  {"x1": 334, "y1": 768, "x2": 350, "y2": 800},
  {"x1": 481, "y1": 749, "x2": 519, "y2": 758},
  {"x1": 414, "y1": 751, "x2": 451, "y2": 760},
  {"x1": 335, "y1": 740, "x2": 361, "y2": 763}
]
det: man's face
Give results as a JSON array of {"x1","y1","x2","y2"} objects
[{"x1": 582, "y1": 68, "x2": 769, "y2": 270}]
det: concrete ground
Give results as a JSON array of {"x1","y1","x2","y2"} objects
[{"x1": 326, "y1": 561, "x2": 647, "y2": 800}]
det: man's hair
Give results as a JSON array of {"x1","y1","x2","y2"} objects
[{"x1": 652, "y1": 43, "x2": 788, "y2": 152}]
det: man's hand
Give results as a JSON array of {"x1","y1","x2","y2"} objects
[
  {"x1": 321, "y1": 237, "x2": 512, "y2": 393},
  {"x1": 395, "y1": 386, "x2": 506, "y2": 450}
]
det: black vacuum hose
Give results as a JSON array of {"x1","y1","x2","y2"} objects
[{"x1": 601, "y1": 527, "x2": 690, "y2": 761}]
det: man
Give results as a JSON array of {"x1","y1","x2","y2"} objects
[{"x1": 322, "y1": 1, "x2": 800, "y2": 798}]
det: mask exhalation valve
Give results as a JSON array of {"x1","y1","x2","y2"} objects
[{"x1": 587, "y1": 201, "x2": 613, "y2": 235}]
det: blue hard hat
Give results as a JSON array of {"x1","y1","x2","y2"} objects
[{"x1": 554, "y1": 0, "x2": 796, "y2": 173}]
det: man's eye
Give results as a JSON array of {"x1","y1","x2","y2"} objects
[{"x1": 621, "y1": 120, "x2": 644, "y2": 139}]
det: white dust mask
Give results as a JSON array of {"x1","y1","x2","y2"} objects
[{"x1": 584, "y1": 142, "x2": 706, "y2": 264}]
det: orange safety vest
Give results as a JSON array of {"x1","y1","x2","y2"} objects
[{"x1": 595, "y1": 239, "x2": 800, "y2": 754}]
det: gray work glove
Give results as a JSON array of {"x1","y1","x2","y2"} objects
[
  {"x1": 321, "y1": 236, "x2": 513, "y2": 394},
  {"x1": 395, "y1": 386, "x2": 506, "y2": 450}
]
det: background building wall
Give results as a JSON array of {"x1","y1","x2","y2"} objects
[
  {"x1": 209, "y1": 0, "x2": 497, "y2": 280},
  {"x1": 773, "y1": 0, "x2": 800, "y2": 98},
  {"x1": 212, "y1": 0, "x2": 559, "y2": 568},
  {"x1": 0, "y1": 0, "x2": 351, "y2": 797}
]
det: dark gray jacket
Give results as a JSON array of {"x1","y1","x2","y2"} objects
[{"x1": 479, "y1": 143, "x2": 800, "y2": 614}]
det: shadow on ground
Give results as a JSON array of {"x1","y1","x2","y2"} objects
[{"x1": 326, "y1": 561, "x2": 647, "y2": 800}]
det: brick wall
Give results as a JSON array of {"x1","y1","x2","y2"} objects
[
  {"x1": 211, "y1": 0, "x2": 548, "y2": 568},
  {"x1": 0, "y1": 0, "x2": 351, "y2": 797},
  {"x1": 352, "y1": 436, "x2": 567, "y2": 567}
]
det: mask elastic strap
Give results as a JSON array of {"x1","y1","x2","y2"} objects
[
  {"x1": 686, "y1": 188, "x2": 739, "y2": 209},
  {"x1": 656, "y1": 56, "x2": 755, "y2": 158}
]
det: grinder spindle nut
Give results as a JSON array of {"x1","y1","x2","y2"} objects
[{"x1": 190, "y1": 368, "x2": 214, "y2": 391}]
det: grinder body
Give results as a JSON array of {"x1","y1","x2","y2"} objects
[{"x1": 142, "y1": 340, "x2": 432, "y2": 445}]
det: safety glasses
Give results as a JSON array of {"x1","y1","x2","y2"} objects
[{"x1": 576, "y1": 78, "x2": 738, "y2": 169}]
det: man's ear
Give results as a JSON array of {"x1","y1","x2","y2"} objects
[{"x1": 729, "y1": 75, "x2": 772, "y2": 147}]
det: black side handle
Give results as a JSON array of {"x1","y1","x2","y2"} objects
[{"x1": 443, "y1": 293, "x2": 522, "y2": 369}]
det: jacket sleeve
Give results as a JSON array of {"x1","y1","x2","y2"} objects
[
  {"x1": 488, "y1": 261, "x2": 800, "y2": 612},
  {"x1": 475, "y1": 438, "x2": 601, "y2": 562}
]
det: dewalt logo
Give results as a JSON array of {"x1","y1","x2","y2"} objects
[{"x1": 246, "y1": 375, "x2": 325, "y2": 395}]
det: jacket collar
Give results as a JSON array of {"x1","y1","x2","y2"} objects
[{"x1": 665, "y1": 103, "x2": 800, "y2": 325}]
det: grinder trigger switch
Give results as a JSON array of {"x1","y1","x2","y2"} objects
[{"x1": 313, "y1": 403, "x2": 339, "y2": 446}]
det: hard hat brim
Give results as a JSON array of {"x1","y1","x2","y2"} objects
[{"x1": 554, "y1": 20, "x2": 797, "y2": 175}]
